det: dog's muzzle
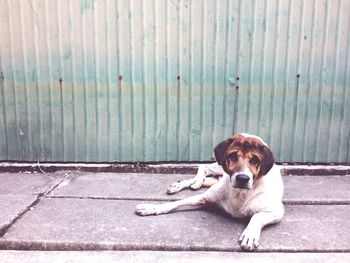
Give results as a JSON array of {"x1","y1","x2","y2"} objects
[
  {"x1": 231, "y1": 168, "x2": 253, "y2": 189},
  {"x1": 235, "y1": 174, "x2": 250, "y2": 185}
]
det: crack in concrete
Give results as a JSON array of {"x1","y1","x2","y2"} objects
[{"x1": 0, "y1": 174, "x2": 69, "y2": 238}]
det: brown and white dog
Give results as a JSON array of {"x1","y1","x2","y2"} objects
[{"x1": 135, "y1": 133, "x2": 284, "y2": 250}]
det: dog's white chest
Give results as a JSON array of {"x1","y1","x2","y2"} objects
[
  {"x1": 213, "y1": 177, "x2": 253, "y2": 218},
  {"x1": 221, "y1": 191, "x2": 252, "y2": 218}
]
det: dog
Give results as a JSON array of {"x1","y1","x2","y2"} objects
[{"x1": 135, "y1": 133, "x2": 284, "y2": 250}]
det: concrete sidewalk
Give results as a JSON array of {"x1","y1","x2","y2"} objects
[{"x1": 0, "y1": 168, "x2": 350, "y2": 262}]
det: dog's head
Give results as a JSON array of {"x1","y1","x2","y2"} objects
[{"x1": 214, "y1": 133, "x2": 275, "y2": 189}]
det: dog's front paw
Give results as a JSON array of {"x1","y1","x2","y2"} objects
[
  {"x1": 238, "y1": 227, "x2": 260, "y2": 251},
  {"x1": 189, "y1": 178, "x2": 204, "y2": 190},
  {"x1": 135, "y1": 204, "x2": 158, "y2": 216}
]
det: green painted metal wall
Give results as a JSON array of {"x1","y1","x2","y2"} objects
[{"x1": 0, "y1": 0, "x2": 349, "y2": 162}]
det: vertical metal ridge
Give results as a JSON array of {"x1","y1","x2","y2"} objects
[
  {"x1": 295, "y1": 0, "x2": 305, "y2": 76},
  {"x1": 176, "y1": 0, "x2": 180, "y2": 160},
  {"x1": 279, "y1": 0, "x2": 292, "y2": 159},
  {"x1": 269, "y1": 0, "x2": 281, "y2": 145},
  {"x1": 327, "y1": 0, "x2": 342, "y2": 161},
  {"x1": 0, "y1": 40, "x2": 8, "y2": 158},
  {"x1": 43, "y1": 0, "x2": 54, "y2": 160},
  {"x1": 302, "y1": 0, "x2": 317, "y2": 161},
  {"x1": 299, "y1": 0, "x2": 308, "y2": 161},
  {"x1": 188, "y1": 0, "x2": 193, "y2": 159},
  {"x1": 277, "y1": 0, "x2": 286, "y2": 157},
  {"x1": 234, "y1": 0, "x2": 242, "y2": 134},
  {"x1": 140, "y1": 0, "x2": 145, "y2": 161},
  {"x1": 176, "y1": 0, "x2": 181, "y2": 160},
  {"x1": 211, "y1": 0, "x2": 217, "y2": 146},
  {"x1": 92, "y1": 0, "x2": 99, "y2": 160},
  {"x1": 56, "y1": 0, "x2": 65, "y2": 161},
  {"x1": 347, "y1": 56, "x2": 350, "y2": 161},
  {"x1": 223, "y1": 0, "x2": 231, "y2": 138},
  {"x1": 340, "y1": 0, "x2": 350, "y2": 161},
  {"x1": 33, "y1": 0, "x2": 43, "y2": 160},
  {"x1": 105, "y1": 0, "x2": 111, "y2": 161},
  {"x1": 0, "y1": 85, "x2": 8, "y2": 158},
  {"x1": 199, "y1": 0, "x2": 206, "y2": 159},
  {"x1": 257, "y1": 0, "x2": 266, "y2": 136},
  {"x1": 220, "y1": 0, "x2": 232, "y2": 140},
  {"x1": 270, "y1": 0, "x2": 284, "y2": 156},
  {"x1": 68, "y1": 0, "x2": 77, "y2": 161},
  {"x1": 9, "y1": 0, "x2": 20, "y2": 158},
  {"x1": 315, "y1": 0, "x2": 330, "y2": 162},
  {"x1": 7, "y1": 0, "x2": 21, "y2": 158},
  {"x1": 128, "y1": 1, "x2": 135, "y2": 160},
  {"x1": 297, "y1": 0, "x2": 306, "y2": 160},
  {"x1": 81, "y1": 1, "x2": 90, "y2": 161},
  {"x1": 81, "y1": 0, "x2": 88, "y2": 161},
  {"x1": 154, "y1": 0, "x2": 159, "y2": 161},
  {"x1": 236, "y1": 0, "x2": 242, "y2": 81},
  {"x1": 164, "y1": 0, "x2": 169, "y2": 160},
  {"x1": 313, "y1": 0, "x2": 323, "y2": 161},
  {"x1": 257, "y1": 0, "x2": 268, "y2": 137},
  {"x1": 347, "y1": 9, "x2": 350, "y2": 162},
  {"x1": 291, "y1": 0, "x2": 305, "y2": 160},
  {"x1": 200, "y1": 0, "x2": 206, "y2": 155},
  {"x1": 116, "y1": 0, "x2": 122, "y2": 160},
  {"x1": 19, "y1": 1, "x2": 32, "y2": 159},
  {"x1": 246, "y1": 0, "x2": 257, "y2": 132}
]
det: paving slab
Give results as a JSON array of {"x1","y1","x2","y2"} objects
[
  {"x1": 49, "y1": 173, "x2": 350, "y2": 204},
  {"x1": 0, "y1": 172, "x2": 64, "y2": 195},
  {"x1": 0, "y1": 251, "x2": 349, "y2": 263},
  {"x1": 0, "y1": 195, "x2": 37, "y2": 235},
  {"x1": 0, "y1": 172, "x2": 64, "y2": 235},
  {"x1": 50, "y1": 173, "x2": 202, "y2": 200},
  {"x1": 0, "y1": 198, "x2": 349, "y2": 252},
  {"x1": 283, "y1": 175, "x2": 350, "y2": 204}
]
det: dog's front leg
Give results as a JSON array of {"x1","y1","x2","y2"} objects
[
  {"x1": 135, "y1": 193, "x2": 209, "y2": 216},
  {"x1": 239, "y1": 208, "x2": 284, "y2": 250}
]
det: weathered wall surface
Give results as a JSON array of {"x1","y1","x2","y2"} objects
[{"x1": 0, "y1": 0, "x2": 349, "y2": 162}]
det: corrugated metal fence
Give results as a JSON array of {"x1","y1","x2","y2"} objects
[{"x1": 0, "y1": 0, "x2": 349, "y2": 163}]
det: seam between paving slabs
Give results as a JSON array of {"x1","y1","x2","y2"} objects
[
  {"x1": 1, "y1": 240, "x2": 350, "y2": 253},
  {"x1": 0, "y1": 174, "x2": 69, "y2": 238},
  {"x1": 45, "y1": 195, "x2": 350, "y2": 206}
]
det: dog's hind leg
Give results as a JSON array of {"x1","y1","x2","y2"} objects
[
  {"x1": 201, "y1": 176, "x2": 219, "y2": 188},
  {"x1": 167, "y1": 163, "x2": 223, "y2": 194},
  {"x1": 166, "y1": 178, "x2": 196, "y2": 195}
]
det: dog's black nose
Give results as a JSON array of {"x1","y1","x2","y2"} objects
[{"x1": 235, "y1": 174, "x2": 250, "y2": 185}]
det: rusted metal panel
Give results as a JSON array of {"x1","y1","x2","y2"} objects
[{"x1": 0, "y1": 0, "x2": 349, "y2": 162}]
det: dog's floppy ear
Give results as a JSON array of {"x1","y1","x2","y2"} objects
[
  {"x1": 214, "y1": 138, "x2": 234, "y2": 166},
  {"x1": 260, "y1": 146, "x2": 275, "y2": 175}
]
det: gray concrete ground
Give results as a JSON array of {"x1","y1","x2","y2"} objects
[{"x1": 0, "y1": 167, "x2": 350, "y2": 262}]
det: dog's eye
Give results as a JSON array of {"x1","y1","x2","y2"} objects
[
  {"x1": 228, "y1": 152, "x2": 238, "y2": 162},
  {"x1": 250, "y1": 156, "x2": 260, "y2": 166}
]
